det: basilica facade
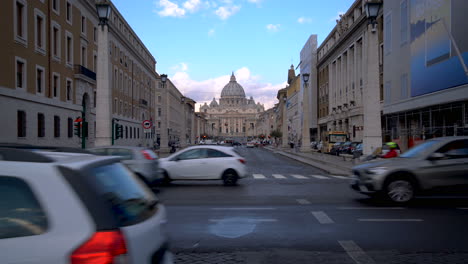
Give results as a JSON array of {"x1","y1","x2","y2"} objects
[{"x1": 200, "y1": 73, "x2": 264, "y2": 142}]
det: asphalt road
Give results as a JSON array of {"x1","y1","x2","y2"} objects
[{"x1": 157, "y1": 146, "x2": 468, "y2": 264}]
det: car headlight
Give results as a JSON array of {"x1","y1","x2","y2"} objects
[{"x1": 366, "y1": 167, "x2": 388, "y2": 175}]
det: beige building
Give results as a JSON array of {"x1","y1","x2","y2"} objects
[
  {"x1": 285, "y1": 65, "x2": 301, "y2": 145},
  {"x1": 316, "y1": 0, "x2": 383, "y2": 151},
  {"x1": 200, "y1": 73, "x2": 264, "y2": 142},
  {"x1": 0, "y1": 0, "x2": 157, "y2": 148}
]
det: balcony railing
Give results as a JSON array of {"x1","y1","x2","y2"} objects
[{"x1": 74, "y1": 65, "x2": 96, "y2": 81}]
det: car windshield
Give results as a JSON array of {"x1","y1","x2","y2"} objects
[
  {"x1": 89, "y1": 163, "x2": 157, "y2": 226},
  {"x1": 400, "y1": 140, "x2": 441, "y2": 158}
]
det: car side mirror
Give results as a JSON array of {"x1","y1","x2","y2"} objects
[{"x1": 428, "y1": 152, "x2": 445, "y2": 161}]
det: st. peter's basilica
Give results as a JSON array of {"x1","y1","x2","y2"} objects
[{"x1": 200, "y1": 73, "x2": 265, "y2": 142}]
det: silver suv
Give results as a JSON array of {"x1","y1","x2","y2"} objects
[
  {"x1": 0, "y1": 148, "x2": 172, "y2": 264},
  {"x1": 351, "y1": 137, "x2": 468, "y2": 203}
]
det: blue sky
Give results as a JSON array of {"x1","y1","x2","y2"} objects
[{"x1": 112, "y1": 0, "x2": 356, "y2": 109}]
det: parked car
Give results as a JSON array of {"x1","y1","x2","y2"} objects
[
  {"x1": 246, "y1": 142, "x2": 255, "y2": 148},
  {"x1": 341, "y1": 142, "x2": 360, "y2": 154},
  {"x1": 352, "y1": 143, "x2": 363, "y2": 158},
  {"x1": 232, "y1": 141, "x2": 242, "y2": 146},
  {"x1": 158, "y1": 145, "x2": 247, "y2": 186},
  {"x1": 330, "y1": 142, "x2": 344, "y2": 155},
  {"x1": 351, "y1": 137, "x2": 468, "y2": 203},
  {"x1": 88, "y1": 146, "x2": 162, "y2": 186},
  {"x1": 0, "y1": 148, "x2": 172, "y2": 264}
]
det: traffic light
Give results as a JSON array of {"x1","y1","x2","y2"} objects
[
  {"x1": 82, "y1": 122, "x2": 88, "y2": 138},
  {"x1": 74, "y1": 121, "x2": 81, "y2": 137},
  {"x1": 115, "y1": 124, "x2": 123, "y2": 139}
]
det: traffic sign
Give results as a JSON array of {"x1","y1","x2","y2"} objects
[{"x1": 142, "y1": 120, "x2": 152, "y2": 129}]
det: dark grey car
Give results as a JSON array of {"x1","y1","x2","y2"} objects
[
  {"x1": 351, "y1": 137, "x2": 468, "y2": 203},
  {"x1": 89, "y1": 146, "x2": 162, "y2": 186}
]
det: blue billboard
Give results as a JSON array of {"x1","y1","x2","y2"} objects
[{"x1": 410, "y1": 0, "x2": 468, "y2": 97}]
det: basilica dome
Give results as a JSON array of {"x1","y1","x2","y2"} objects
[{"x1": 221, "y1": 73, "x2": 246, "y2": 98}]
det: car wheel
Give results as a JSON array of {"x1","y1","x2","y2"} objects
[
  {"x1": 162, "y1": 170, "x2": 172, "y2": 185},
  {"x1": 385, "y1": 178, "x2": 415, "y2": 203},
  {"x1": 222, "y1": 169, "x2": 238, "y2": 186}
]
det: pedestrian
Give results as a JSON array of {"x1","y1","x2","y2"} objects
[{"x1": 381, "y1": 142, "x2": 399, "y2": 159}]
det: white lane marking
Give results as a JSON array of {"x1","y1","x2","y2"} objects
[
  {"x1": 252, "y1": 174, "x2": 266, "y2": 179},
  {"x1": 209, "y1": 219, "x2": 277, "y2": 222},
  {"x1": 311, "y1": 211, "x2": 335, "y2": 224},
  {"x1": 296, "y1": 199, "x2": 311, "y2": 205},
  {"x1": 358, "y1": 219, "x2": 423, "y2": 222},
  {"x1": 311, "y1": 175, "x2": 330, "y2": 179},
  {"x1": 339, "y1": 240, "x2": 376, "y2": 264},
  {"x1": 332, "y1": 176, "x2": 350, "y2": 180},
  {"x1": 272, "y1": 174, "x2": 287, "y2": 179},
  {"x1": 211, "y1": 207, "x2": 276, "y2": 210},
  {"x1": 338, "y1": 207, "x2": 405, "y2": 210},
  {"x1": 291, "y1": 174, "x2": 309, "y2": 179}
]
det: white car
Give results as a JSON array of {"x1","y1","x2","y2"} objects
[
  {"x1": 246, "y1": 142, "x2": 255, "y2": 148},
  {"x1": 158, "y1": 146, "x2": 247, "y2": 185}
]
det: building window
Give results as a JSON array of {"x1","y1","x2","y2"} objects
[
  {"x1": 80, "y1": 44, "x2": 87, "y2": 67},
  {"x1": 158, "y1": 108, "x2": 161, "y2": 117},
  {"x1": 37, "y1": 113, "x2": 45, "y2": 138},
  {"x1": 400, "y1": 74, "x2": 408, "y2": 99},
  {"x1": 81, "y1": 16, "x2": 86, "y2": 35},
  {"x1": 54, "y1": 116, "x2": 60, "y2": 138},
  {"x1": 138, "y1": 128, "x2": 140, "y2": 138},
  {"x1": 52, "y1": 0, "x2": 59, "y2": 14},
  {"x1": 17, "y1": 110, "x2": 26, "y2": 137},
  {"x1": 158, "y1": 122, "x2": 161, "y2": 128},
  {"x1": 68, "y1": 118, "x2": 73, "y2": 137},
  {"x1": 93, "y1": 54, "x2": 97, "y2": 71},
  {"x1": 34, "y1": 9, "x2": 46, "y2": 53},
  {"x1": 130, "y1": 127, "x2": 132, "y2": 138},
  {"x1": 158, "y1": 95, "x2": 162, "y2": 103},
  {"x1": 51, "y1": 23, "x2": 60, "y2": 59},
  {"x1": 125, "y1": 126, "x2": 128, "y2": 139},
  {"x1": 66, "y1": 79, "x2": 72, "y2": 101},
  {"x1": 400, "y1": 0, "x2": 409, "y2": 45},
  {"x1": 93, "y1": 27, "x2": 97, "y2": 42},
  {"x1": 52, "y1": 73, "x2": 59, "y2": 98},
  {"x1": 15, "y1": 0, "x2": 27, "y2": 45},
  {"x1": 384, "y1": 12, "x2": 392, "y2": 54},
  {"x1": 66, "y1": 1, "x2": 72, "y2": 24},
  {"x1": 114, "y1": 98, "x2": 117, "y2": 113},
  {"x1": 65, "y1": 32, "x2": 73, "y2": 66},
  {"x1": 36, "y1": 66, "x2": 45, "y2": 94},
  {"x1": 385, "y1": 81, "x2": 392, "y2": 104},
  {"x1": 16, "y1": 57, "x2": 26, "y2": 89}
]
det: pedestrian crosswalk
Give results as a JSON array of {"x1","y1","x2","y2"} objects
[{"x1": 248, "y1": 174, "x2": 350, "y2": 180}]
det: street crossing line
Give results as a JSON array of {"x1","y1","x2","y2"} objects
[
  {"x1": 296, "y1": 199, "x2": 311, "y2": 205},
  {"x1": 211, "y1": 207, "x2": 276, "y2": 210},
  {"x1": 331, "y1": 176, "x2": 350, "y2": 180},
  {"x1": 358, "y1": 219, "x2": 423, "y2": 222},
  {"x1": 252, "y1": 174, "x2": 266, "y2": 179},
  {"x1": 311, "y1": 175, "x2": 330, "y2": 180},
  {"x1": 311, "y1": 211, "x2": 335, "y2": 224},
  {"x1": 338, "y1": 207, "x2": 405, "y2": 210},
  {"x1": 339, "y1": 240, "x2": 376, "y2": 264},
  {"x1": 291, "y1": 174, "x2": 309, "y2": 179},
  {"x1": 209, "y1": 219, "x2": 277, "y2": 222},
  {"x1": 272, "y1": 174, "x2": 287, "y2": 179}
]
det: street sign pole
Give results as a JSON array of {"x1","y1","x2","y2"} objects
[{"x1": 112, "y1": 118, "x2": 115, "y2": 145}]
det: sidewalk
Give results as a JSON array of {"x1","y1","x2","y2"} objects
[{"x1": 265, "y1": 146, "x2": 360, "y2": 176}]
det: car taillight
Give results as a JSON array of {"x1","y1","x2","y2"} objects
[
  {"x1": 141, "y1": 150, "x2": 155, "y2": 160},
  {"x1": 238, "y1": 158, "x2": 246, "y2": 164},
  {"x1": 71, "y1": 230, "x2": 127, "y2": 264}
]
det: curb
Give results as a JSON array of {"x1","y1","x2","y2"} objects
[{"x1": 265, "y1": 147, "x2": 352, "y2": 176}]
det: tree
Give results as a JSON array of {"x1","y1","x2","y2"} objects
[{"x1": 270, "y1": 129, "x2": 282, "y2": 139}]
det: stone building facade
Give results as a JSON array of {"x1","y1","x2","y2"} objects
[{"x1": 200, "y1": 73, "x2": 264, "y2": 142}]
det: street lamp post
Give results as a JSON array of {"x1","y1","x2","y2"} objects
[
  {"x1": 300, "y1": 73, "x2": 311, "y2": 152},
  {"x1": 95, "y1": 0, "x2": 112, "y2": 147},
  {"x1": 159, "y1": 74, "x2": 170, "y2": 152},
  {"x1": 282, "y1": 96, "x2": 288, "y2": 148},
  {"x1": 363, "y1": 0, "x2": 383, "y2": 155}
]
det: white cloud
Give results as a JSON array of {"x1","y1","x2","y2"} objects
[
  {"x1": 266, "y1": 24, "x2": 280, "y2": 32},
  {"x1": 171, "y1": 62, "x2": 189, "y2": 72},
  {"x1": 297, "y1": 17, "x2": 312, "y2": 24},
  {"x1": 157, "y1": 0, "x2": 186, "y2": 17},
  {"x1": 331, "y1": 11, "x2": 345, "y2": 22},
  {"x1": 208, "y1": 29, "x2": 215, "y2": 36},
  {"x1": 169, "y1": 67, "x2": 286, "y2": 111},
  {"x1": 215, "y1": 5, "x2": 240, "y2": 20},
  {"x1": 183, "y1": 0, "x2": 202, "y2": 13}
]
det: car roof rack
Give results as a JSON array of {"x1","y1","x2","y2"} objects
[{"x1": 0, "y1": 148, "x2": 54, "y2": 163}]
